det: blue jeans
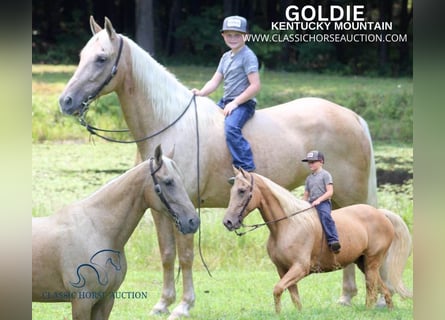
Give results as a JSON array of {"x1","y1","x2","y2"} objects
[
  {"x1": 217, "y1": 98, "x2": 256, "y2": 171},
  {"x1": 314, "y1": 200, "x2": 339, "y2": 244}
]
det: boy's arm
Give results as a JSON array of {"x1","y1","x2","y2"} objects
[
  {"x1": 224, "y1": 71, "x2": 261, "y2": 116},
  {"x1": 303, "y1": 190, "x2": 309, "y2": 202},
  {"x1": 191, "y1": 72, "x2": 223, "y2": 96},
  {"x1": 311, "y1": 184, "x2": 334, "y2": 206}
]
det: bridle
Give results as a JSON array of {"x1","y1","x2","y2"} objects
[
  {"x1": 231, "y1": 174, "x2": 254, "y2": 236},
  {"x1": 233, "y1": 173, "x2": 313, "y2": 236},
  {"x1": 75, "y1": 34, "x2": 198, "y2": 144},
  {"x1": 149, "y1": 157, "x2": 181, "y2": 230},
  {"x1": 79, "y1": 35, "x2": 124, "y2": 117}
]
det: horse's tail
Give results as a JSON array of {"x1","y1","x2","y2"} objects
[
  {"x1": 358, "y1": 116, "x2": 378, "y2": 207},
  {"x1": 379, "y1": 209, "x2": 413, "y2": 299}
]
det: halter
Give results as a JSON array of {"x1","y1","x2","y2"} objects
[
  {"x1": 234, "y1": 173, "x2": 313, "y2": 236},
  {"x1": 79, "y1": 35, "x2": 124, "y2": 116},
  {"x1": 149, "y1": 157, "x2": 181, "y2": 229}
]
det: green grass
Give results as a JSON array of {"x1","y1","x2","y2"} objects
[
  {"x1": 31, "y1": 142, "x2": 413, "y2": 319},
  {"x1": 32, "y1": 269, "x2": 413, "y2": 319},
  {"x1": 32, "y1": 64, "x2": 412, "y2": 143}
]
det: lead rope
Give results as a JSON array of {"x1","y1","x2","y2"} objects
[{"x1": 193, "y1": 94, "x2": 213, "y2": 277}]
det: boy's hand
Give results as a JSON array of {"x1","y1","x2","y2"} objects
[
  {"x1": 191, "y1": 88, "x2": 202, "y2": 96},
  {"x1": 223, "y1": 101, "x2": 238, "y2": 116}
]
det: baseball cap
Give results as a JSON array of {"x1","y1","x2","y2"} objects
[
  {"x1": 221, "y1": 16, "x2": 248, "y2": 33},
  {"x1": 301, "y1": 150, "x2": 325, "y2": 162}
]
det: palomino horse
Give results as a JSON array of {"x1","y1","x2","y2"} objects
[
  {"x1": 59, "y1": 16, "x2": 387, "y2": 317},
  {"x1": 223, "y1": 168, "x2": 412, "y2": 313},
  {"x1": 32, "y1": 145, "x2": 200, "y2": 319}
]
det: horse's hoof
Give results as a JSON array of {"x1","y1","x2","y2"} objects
[
  {"x1": 150, "y1": 307, "x2": 170, "y2": 316},
  {"x1": 375, "y1": 297, "x2": 387, "y2": 308},
  {"x1": 168, "y1": 303, "x2": 191, "y2": 319},
  {"x1": 337, "y1": 296, "x2": 352, "y2": 306}
]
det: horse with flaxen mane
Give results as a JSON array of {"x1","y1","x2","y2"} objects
[
  {"x1": 58, "y1": 16, "x2": 403, "y2": 318},
  {"x1": 223, "y1": 168, "x2": 412, "y2": 313},
  {"x1": 32, "y1": 145, "x2": 199, "y2": 319}
]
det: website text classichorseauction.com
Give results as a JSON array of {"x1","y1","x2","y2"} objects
[{"x1": 245, "y1": 4, "x2": 408, "y2": 43}]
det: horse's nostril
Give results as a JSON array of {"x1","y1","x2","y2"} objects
[
  {"x1": 189, "y1": 218, "x2": 196, "y2": 226},
  {"x1": 60, "y1": 95, "x2": 72, "y2": 107}
]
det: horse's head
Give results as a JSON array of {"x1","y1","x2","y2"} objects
[
  {"x1": 148, "y1": 144, "x2": 200, "y2": 234},
  {"x1": 59, "y1": 16, "x2": 125, "y2": 116},
  {"x1": 223, "y1": 167, "x2": 258, "y2": 231}
]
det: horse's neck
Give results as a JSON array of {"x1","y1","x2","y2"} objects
[
  {"x1": 117, "y1": 38, "x2": 222, "y2": 161},
  {"x1": 80, "y1": 162, "x2": 150, "y2": 247},
  {"x1": 256, "y1": 178, "x2": 293, "y2": 235},
  {"x1": 255, "y1": 175, "x2": 310, "y2": 236},
  {"x1": 117, "y1": 38, "x2": 194, "y2": 155}
]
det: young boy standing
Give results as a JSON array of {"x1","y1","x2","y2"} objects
[
  {"x1": 191, "y1": 15, "x2": 260, "y2": 173},
  {"x1": 302, "y1": 150, "x2": 341, "y2": 253}
]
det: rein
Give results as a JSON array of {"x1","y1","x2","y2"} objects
[
  {"x1": 78, "y1": 95, "x2": 196, "y2": 143},
  {"x1": 234, "y1": 174, "x2": 313, "y2": 237}
]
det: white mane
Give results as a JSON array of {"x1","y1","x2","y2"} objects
[
  {"x1": 256, "y1": 174, "x2": 318, "y2": 229},
  {"x1": 124, "y1": 36, "x2": 220, "y2": 128}
]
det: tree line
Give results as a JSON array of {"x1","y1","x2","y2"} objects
[{"x1": 32, "y1": 0, "x2": 412, "y2": 76}]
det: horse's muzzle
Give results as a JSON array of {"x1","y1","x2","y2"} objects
[
  {"x1": 179, "y1": 216, "x2": 200, "y2": 234},
  {"x1": 223, "y1": 217, "x2": 241, "y2": 231}
]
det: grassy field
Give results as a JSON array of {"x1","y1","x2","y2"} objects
[
  {"x1": 31, "y1": 142, "x2": 413, "y2": 319},
  {"x1": 32, "y1": 64, "x2": 412, "y2": 318}
]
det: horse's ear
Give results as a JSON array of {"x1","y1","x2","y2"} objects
[
  {"x1": 240, "y1": 168, "x2": 248, "y2": 178},
  {"x1": 233, "y1": 165, "x2": 240, "y2": 175},
  {"x1": 90, "y1": 16, "x2": 102, "y2": 35},
  {"x1": 104, "y1": 16, "x2": 117, "y2": 40},
  {"x1": 165, "y1": 144, "x2": 175, "y2": 159},
  {"x1": 154, "y1": 144, "x2": 162, "y2": 165}
]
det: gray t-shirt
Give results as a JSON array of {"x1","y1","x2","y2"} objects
[
  {"x1": 216, "y1": 45, "x2": 259, "y2": 102},
  {"x1": 304, "y1": 169, "x2": 333, "y2": 203}
]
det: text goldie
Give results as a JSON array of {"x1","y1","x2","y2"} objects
[{"x1": 285, "y1": 5, "x2": 365, "y2": 22}]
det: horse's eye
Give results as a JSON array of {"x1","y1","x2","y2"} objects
[
  {"x1": 164, "y1": 179, "x2": 174, "y2": 187},
  {"x1": 96, "y1": 55, "x2": 107, "y2": 64},
  {"x1": 238, "y1": 189, "x2": 245, "y2": 196}
]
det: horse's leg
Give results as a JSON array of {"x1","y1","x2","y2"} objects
[
  {"x1": 376, "y1": 262, "x2": 393, "y2": 307},
  {"x1": 168, "y1": 230, "x2": 195, "y2": 320},
  {"x1": 150, "y1": 209, "x2": 177, "y2": 315},
  {"x1": 338, "y1": 263, "x2": 358, "y2": 306},
  {"x1": 273, "y1": 263, "x2": 307, "y2": 314},
  {"x1": 71, "y1": 299, "x2": 93, "y2": 320},
  {"x1": 364, "y1": 257, "x2": 386, "y2": 309},
  {"x1": 288, "y1": 284, "x2": 302, "y2": 311},
  {"x1": 91, "y1": 296, "x2": 115, "y2": 319},
  {"x1": 376, "y1": 273, "x2": 394, "y2": 309}
]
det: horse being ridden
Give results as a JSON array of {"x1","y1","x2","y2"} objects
[
  {"x1": 223, "y1": 168, "x2": 412, "y2": 313},
  {"x1": 32, "y1": 145, "x2": 199, "y2": 319},
  {"x1": 58, "y1": 16, "x2": 398, "y2": 318}
]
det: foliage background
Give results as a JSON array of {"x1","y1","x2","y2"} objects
[{"x1": 32, "y1": 0, "x2": 412, "y2": 76}]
